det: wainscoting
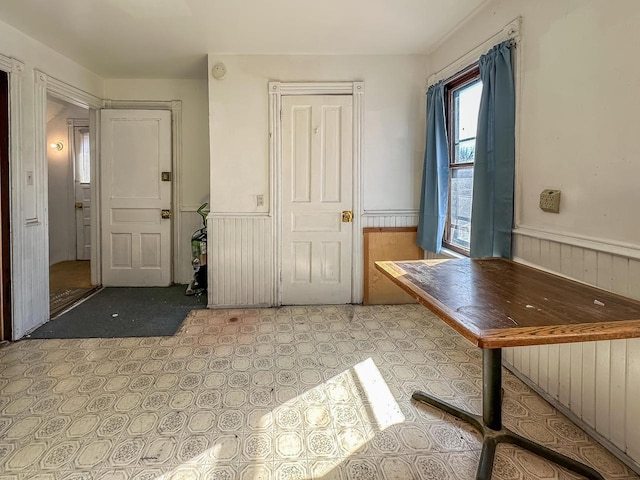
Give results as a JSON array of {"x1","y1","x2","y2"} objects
[
  {"x1": 509, "y1": 227, "x2": 640, "y2": 471},
  {"x1": 361, "y1": 211, "x2": 419, "y2": 228},
  {"x1": 207, "y1": 215, "x2": 273, "y2": 308},
  {"x1": 208, "y1": 211, "x2": 419, "y2": 308}
]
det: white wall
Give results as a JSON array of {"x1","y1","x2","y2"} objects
[
  {"x1": 0, "y1": 18, "x2": 104, "y2": 338},
  {"x1": 428, "y1": 0, "x2": 640, "y2": 469},
  {"x1": 430, "y1": 0, "x2": 640, "y2": 246},
  {"x1": 47, "y1": 101, "x2": 88, "y2": 265},
  {"x1": 104, "y1": 79, "x2": 210, "y2": 283},
  {"x1": 208, "y1": 55, "x2": 428, "y2": 214},
  {"x1": 207, "y1": 55, "x2": 428, "y2": 307}
]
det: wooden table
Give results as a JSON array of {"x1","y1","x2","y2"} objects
[{"x1": 375, "y1": 257, "x2": 640, "y2": 480}]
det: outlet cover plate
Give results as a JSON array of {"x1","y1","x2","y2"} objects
[{"x1": 540, "y1": 189, "x2": 561, "y2": 213}]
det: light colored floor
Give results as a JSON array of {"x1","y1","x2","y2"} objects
[{"x1": 0, "y1": 304, "x2": 637, "y2": 479}]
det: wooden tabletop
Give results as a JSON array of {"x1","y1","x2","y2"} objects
[{"x1": 375, "y1": 258, "x2": 640, "y2": 348}]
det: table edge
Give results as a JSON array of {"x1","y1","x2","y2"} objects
[{"x1": 374, "y1": 259, "x2": 640, "y2": 349}]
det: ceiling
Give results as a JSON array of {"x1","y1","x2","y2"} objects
[{"x1": 0, "y1": 0, "x2": 487, "y2": 79}]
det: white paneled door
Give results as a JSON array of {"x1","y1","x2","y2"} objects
[
  {"x1": 281, "y1": 95, "x2": 353, "y2": 304},
  {"x1": 100, "y1": 109, "x2": 172, "y2": 286},
  {"x1": 74, "y1": 126, "x2": 91, "y2": 260},
  {"x1": 75, "y1": 182, "x2": 91, "y2": 260}
]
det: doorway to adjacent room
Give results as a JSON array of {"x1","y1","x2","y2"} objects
[{"x1": 46, "y1": 95, "x2": 98, "y2": 317}]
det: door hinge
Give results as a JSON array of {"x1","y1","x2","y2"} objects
[
  {"x1": 75, "y1": 202, "x2": 83, "y2": 210},
  {"x1": 280, "y1": 109, "x2": 282, "y2": 121}
]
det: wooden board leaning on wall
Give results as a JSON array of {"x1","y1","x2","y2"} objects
[{"x1": 363, "y1": 227, "x2": 423, "y2": 305}]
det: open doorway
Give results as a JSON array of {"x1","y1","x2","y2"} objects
[{"x1": 47, "y1": 95, "x2": 98, "y2": 317}]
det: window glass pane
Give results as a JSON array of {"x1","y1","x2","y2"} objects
[
  {"x1": 448, "y1": 167, "x2": 473, "y2": 250},
  {"x1": 78, "y1": 131, "x2": 90, "y2": 183},
  {"x1": 453, "y1": 80, "x2": 482, "y2": 164}
]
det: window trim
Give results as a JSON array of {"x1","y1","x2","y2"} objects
[{"x1": 442, "y1": 65, "x2": 480, "y2": 256}]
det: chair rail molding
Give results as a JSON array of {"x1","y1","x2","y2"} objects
[
  {"x1": 514, "y1": 225, "x2": 640, "y2": 261},
  {"x1": 268, "y1": 81, "x2": 365, "y2": 305}
]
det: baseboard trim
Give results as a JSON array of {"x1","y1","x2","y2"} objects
[{"x1": 207, "y1": 303, "x2": 272, "y2": 310}]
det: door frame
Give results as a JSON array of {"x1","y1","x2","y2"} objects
[
  {"x1": 0, "y1": 56, "x2": 26, "y2": 339},
  {"x1": 35, "y1": 81, "x2": 182, "y2": 319},
  {"x1": 0, "y1": 70, "x2": 10, "y2": 340},
  {"x1": 34, "y1": 70, "x2": 102, "y2": 302},
  {"x1": 268, "y1": 81, "x2": 365, "y2": 305},
  {"x1": 103, "y1": 100, "x2": 183, "y2": 284}
]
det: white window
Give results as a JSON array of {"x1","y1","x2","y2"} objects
[
  {"x1": 444, "y1": 67, "x2": 482, "y2": 254},
  {"x1": 76, "y1": 129, "x2": 90, "y2": 183}
]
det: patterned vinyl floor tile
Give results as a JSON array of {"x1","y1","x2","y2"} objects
[{"x1": 0, "y1": 304, "x2": 638, "y2": 479}]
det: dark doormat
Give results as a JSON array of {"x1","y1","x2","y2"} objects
[{"x1": 29, "y1": 285, "x2": 207, "y2": 339}]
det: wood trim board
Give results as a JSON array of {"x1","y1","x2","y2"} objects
[{"x1": 0, "y1": 71, "x2": 9, "y2": 340}]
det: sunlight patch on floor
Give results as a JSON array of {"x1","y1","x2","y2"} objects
[{"x1": 159, "y1": 358, "x2": 403, "y2": 479}]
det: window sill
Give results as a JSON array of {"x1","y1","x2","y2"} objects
[
  {"x1": 424, "y1": 247, "x2": 467, "y2": 260},
  {"x1": 440, "y1": 247, "x2": 467, "y2": 259}
]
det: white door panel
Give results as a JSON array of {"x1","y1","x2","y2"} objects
[
  {"x1": 75, "y1": 183, "x2": 91, "y2": 260},
  {"x1": 281, "y1": 95, "x2": 353, "y2": 304},
  {"x1": 73, "y1": 126, "x2": 91, "y2": 261},
  {"x1": 101, "y1": 109, "x2": 171, "y2": 286}
]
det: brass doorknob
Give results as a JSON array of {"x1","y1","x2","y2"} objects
[
  {"x1": 341, "y1": 211, "x2": 353, "y2": 223},
  {"x1": 161, "y1": 209, "x2": 172, "y2": 219}
]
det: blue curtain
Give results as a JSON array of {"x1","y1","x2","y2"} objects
[
  {"x1": 470, "y1": 40, "x2": 516, "y2": 258},
  {"x1": 417, "y1": 81, "x2": 449, "y2": 253}
]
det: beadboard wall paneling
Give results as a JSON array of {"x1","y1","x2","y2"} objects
[
  {"x1": 508, "y1": 229, "x2": 640, "y2": 471},
  {"x1": 207, "y1": 216, "x2": 273, "y2": 308},
  {"x1": 208, "y1": 211, "x2": 418, "y2": 309},
  {"x1": 361, "y1": 211, "x2": 418, "y2": 228},
  {"x1": 17, "y1": 225, "x2": 49, "y2": 338}
]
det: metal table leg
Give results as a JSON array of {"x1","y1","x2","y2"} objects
[{"x1": 411, "y1": 348, "x2": 604, "y2": 480}]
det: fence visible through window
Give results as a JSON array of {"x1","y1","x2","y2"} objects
[{"x1": 445, "y1": 71, "x2": 482, "y2": 253}]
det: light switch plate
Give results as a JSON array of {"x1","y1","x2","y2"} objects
[{"x1": 540, "y1": 189, "x2": 561, "y2": 213}]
